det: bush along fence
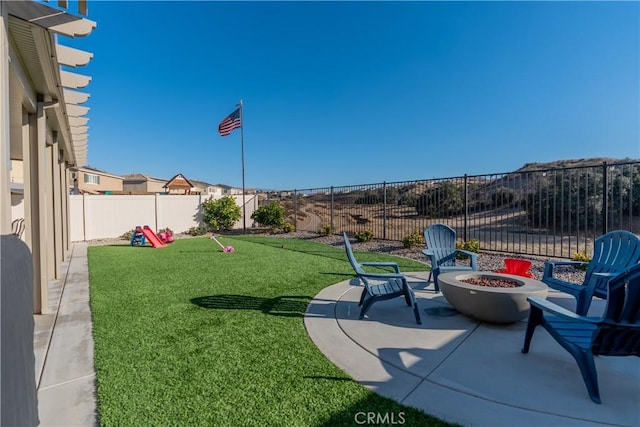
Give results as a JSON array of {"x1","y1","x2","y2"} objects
[
  {"x1": 269, "y1": 161, "x2": 639, "y2": 259},
  {"x1": 68, "y1": 194, "x2": 260, "y2": 241}
]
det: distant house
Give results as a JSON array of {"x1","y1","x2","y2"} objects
[
  {"x1": 191, "y1": 180, "x2": 227, "y2": 198},
  {"x1": 163, "y1": 173, "x2": 196, "y2": 195},
  {"x1": 216, "y1": 184, "x2": 244, "y2": 195},
  {"x1": 122, "y1": 174, "x2": 167, "y2": 194},
  {"x1": 69, "y1": 166, "x2": 124, "y2": 195}
]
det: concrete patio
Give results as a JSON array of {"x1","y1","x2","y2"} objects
[
  {"x1": 305, "y1": 272, "x2": 640, "y2": 427},
  {"x1": 34, "y1": 242, "x2": 98, "y2": 426}
]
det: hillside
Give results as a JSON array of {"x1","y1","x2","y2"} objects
[{"x1": 516, "y1": 157, "x2": 637, "y2": 172}]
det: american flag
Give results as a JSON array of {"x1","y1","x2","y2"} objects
[{"x1": 218, "y1": 108, "x2": 241, "y2": 137}]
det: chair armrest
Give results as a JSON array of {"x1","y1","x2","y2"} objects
[
  {"x1": 358, "y1": 271, "x2": 406, "y2": 281},
  {"x1": 546, "y1": 261, "x2": 587, "y2": 267},
  {"x1": 543, "y1": 260, "x2": 587, "y2": 280},
  {"x1": 455, "y1": 249, "x2": 478, "y2": 270},
  {"x1": 421, "y1": 249, "x2": 436, "y2": 261},
  {"x1": 421, "y1": 249, "x2": 437, "y2": 267},
  {"x1": 360, "y1": 262, "x2": 400, "y2": 274},
  {"x1": 592, "y1": 272, "x2": 615, "y2": 279},
  {"x1": 527, "y1": 297, "x2": 599, "y2": 323},
  {"x1": 455, "y1": 249, "x2": 476, "y2": 258}
]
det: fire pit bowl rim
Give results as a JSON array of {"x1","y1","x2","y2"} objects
[
  {"x1": 449, "y1": 272, "x2": 546, "y2": 293},
  {"x1": 437, "y1": 271, "x2": 549, "y2": 324}
]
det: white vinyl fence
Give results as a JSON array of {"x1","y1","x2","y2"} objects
[{"x1": 69, "y1": 194, "x2": 259, "y2": 241}]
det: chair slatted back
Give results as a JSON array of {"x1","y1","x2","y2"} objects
[
  {"x1": 11, "y1": 218, "x2": 25, "y2": 239},
  {"x1": 586, "y1": 230, "x2": 640, "y2": 299},
  {"x1": 593, "y1": 263, "x2": 640, "y2": 356},
  {"x1": 424, "y1": 224, "x2": 457, "y2": 267},
  {"x1": 343, "y1": 232, "x2": 365, "y2": 276}
]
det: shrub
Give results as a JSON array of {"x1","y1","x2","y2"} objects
[
  {"x1": 354, "y1": 229, "x2": 374, "y2": 242},
  {"x1": 524, "y1": 164, "x2": 640, "y2": 231},
  {"x1": 158, "y1": 227, "x2": 173, "y2": 234},
  {"x1": 491, "y1": 187, "x2": 516, "y2": 207},
  {"x1": 524, "y1": 170, "x2": 601, "y2": 231},
  {"x1": 251, "y1": 201, "x2": 285, "y2": 229},
  {"x1": 282, "y1": 222, "x2": 295, "y2": 233},
  {"x1": 572, "y1": 251, "x2": 591, "y2": 271},
  {"x1": 202, "y1": 196, "x2": 242, "y2": 231},
  {"x1": 415, "y1": 181, "x2": 464, "y2": 217},
  {"x1": 318, "y1": 225, "x2": 332, "y2": 236},
  {"x1": 397, "y1": 192, "x2": 417, "y2": 207},
  {"x1": 186, "y1": 226, "x2": 209, "y2": 236},
  {"x1": 402, "y1": 230, "x2": 425, "y2": 248},
  {"x1": 456, "y1": 239, "x2": 480, "y2": 260},
  {"x1": 572, "y1": 251, "x2": 590, "y2": 262},
  {"x1": 354, "y1": 190, "x2": 381, "y2": 205},
  {"x1": 120, "y1": 229, "x2": 135, "y2": 241}
]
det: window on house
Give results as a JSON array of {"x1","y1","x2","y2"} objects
[{"x1": 84, "y1": 173, "x2": 100, "y2": 185}]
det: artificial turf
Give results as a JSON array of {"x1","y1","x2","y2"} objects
[{"x1": 88, "y1": 235, "x2": 451, "y2": 426}]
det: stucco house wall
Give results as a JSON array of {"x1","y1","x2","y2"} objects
[
  {"x1": 71, "y1": 167, "x2": 124, "y2": 194},
  {"x1": 122, "y1": 174, "x2": 167, "y2": 194}
]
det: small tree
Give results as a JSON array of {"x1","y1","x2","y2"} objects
[
  {"x1": 202, "y1": 195, "x2": 242, "y2": 231},
  {"x1": 251, "y1": 201, "x2": 285, "y2": 229}
]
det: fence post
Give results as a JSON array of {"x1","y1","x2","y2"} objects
[
  {"x1": 383, "y1": 181, "x2": 387, "y2": 240},
  {"x1": 602, "y1": 162, "x2": 608, "y2": 235},
  {"x1": 330, "y1": 187, "x2": 334, "y2": 233},
  {"x1": 154, "y1": 193, "x2": 159, "y2": 232},
  {"x1": 82, "y1": 193, "x2": 86, "y2": 241},
  {"x1": 463, "y1": 174, "x2": 468, "y2": 242},
  {"x1": 293, "y1": 190, "x2": 298, "y2": 231}
]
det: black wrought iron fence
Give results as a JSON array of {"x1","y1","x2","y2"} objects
[{"x1": 269, "y1": 161, "x2": 639, "y2": 259}]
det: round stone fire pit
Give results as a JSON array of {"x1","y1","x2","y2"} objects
[{"x1": 437, "y1": 271, "x2": 549, "y2": 324}]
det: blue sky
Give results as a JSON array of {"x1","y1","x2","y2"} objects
[{"x1": 68, "y1": 1, "x2": 639, "y2": 190}]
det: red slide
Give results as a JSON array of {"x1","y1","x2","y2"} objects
[{"x1": 139, "y1": 226, "x2": 167, "y2": 248}]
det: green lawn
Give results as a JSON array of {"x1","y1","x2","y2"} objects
[{"x1": 88, "y1": 235, "x2": 448, "y2": 426}]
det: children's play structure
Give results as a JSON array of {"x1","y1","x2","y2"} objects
[
  {"x1": 211, "y1": 234, "x2": 234, "y2": 253},
  {"x1": 130, "y1": 226, "x2": 172, "y2": 248},
  {"x1": 158, "y1": 230, "x2": 175, "y2": 243}
]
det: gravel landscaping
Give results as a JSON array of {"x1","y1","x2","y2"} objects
[{"x1": 268, "y1": 231, "x2": 587, "y2": 283}]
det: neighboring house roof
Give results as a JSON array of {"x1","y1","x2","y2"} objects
[
  {"x1": 122, "y1": 173, "x2": 167, "y2": 183},
  {"x1": 122, "y1": 174, "x2": 238, "y2": 191},
  {"x1": 163, "y1": 173, "x2": 195, "y2": 190},
  {"x1": 122, "y1": 173, "x2": 146, "y2": 180},
  {"x1": 191, "y1": 180, "x2": 231, "y2": 190},
  {"x1": 191, "y1": 180, "x2": 218, "y2": 189},
  {"x1": 72, "y1": 166, "x2": 124, "y2": 180},
  {"x1": 214, "y1": 183, "x2": 234, "y2": 190}
]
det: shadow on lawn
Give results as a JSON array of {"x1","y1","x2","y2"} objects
[{"x1": 191, "y1": 294, "x2": 312, "y2": 317}]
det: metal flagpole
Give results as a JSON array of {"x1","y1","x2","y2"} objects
[{"x1": 238, "y1": 99, "x2": 246, "y2": 233}]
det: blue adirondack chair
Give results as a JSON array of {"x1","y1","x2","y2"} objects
[
  {"x1": 522, "y1": 262, "x2": 640, "y2": 403},
  {"x1": 422, "y1": 223, "x2": 478, "y2": 292},
  {"x1": 542, "y1": 230, "x2": 640, "y2": 316},
  {"x1": 343, "y1": 233, "x2": 421, "y2": 324}
]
